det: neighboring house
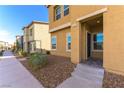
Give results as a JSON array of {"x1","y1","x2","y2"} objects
[
  {"x1": 22, "y1": 21, "x2": 50, "y2": 53},
  {"x1": 0, "y1": 41, "x2": 5, "y2": 51},
  {"x1": 16, "y1": 35, "x2": 23, "y2": 50},
  {"x1": 47, "y1": 6, "x2": 124, "y2": 77},
  {"x1": 0, "y1": 41, "x2": 9, "y2": 51}
]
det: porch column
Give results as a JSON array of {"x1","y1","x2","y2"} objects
[{"x1": 71, "y1": 21, "x2": 82, "y2": 64}]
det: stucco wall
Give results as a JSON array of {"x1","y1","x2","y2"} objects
[
  {"x1": 49, "y1": 5, "x2": 70, "y2": 30},
  {"x1": 70, "y1": 6, "x2": 105, "y2": 63},
  {"x1": 34, "y1": 24, "x2": 50, "y2": 51},
  {"x1": 48, "y1": 5, "x2": 106, "y2": 63},
  {"x1": 49, "y1": 5, "x2": 124, "y2": 74},
  {"x1": 28, "y1": 24, "x2": 34, "y2": 41},
  {"x1": 23, "y1": 28, "x2": 29, "y2": 52},
  {"x1": 51, "y1": 27, "x2": 71, "y2": 57},
  {"x1": 104, "y1": 6, "x2": 124, "y2": 74}
]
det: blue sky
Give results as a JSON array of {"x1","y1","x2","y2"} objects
[{"x1": 0, "y1": 5, "x2": 48, "y2": 44}]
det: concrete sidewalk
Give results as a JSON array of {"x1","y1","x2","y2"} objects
[{"x1": 0, "y1": 51, "x2": 43, "y2": 88}]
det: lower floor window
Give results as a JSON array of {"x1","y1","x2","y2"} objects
[
  {"x1": 93, "y1": 32, "x2": 103, "y2": 50},
  {"x1": 51, "y1": 36, "x2": 57, "y2": 49},
  {"x1": 67, "y1": 33, "x2": 71, "y2": 50}
]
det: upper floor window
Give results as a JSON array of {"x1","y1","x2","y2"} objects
[
  {"x1": 93, "y1": 32, "x2": 103, "y2": 50},
  {"x1": 51, "y1": 36, "x2": 57, "y2": 49},
  {"x1": 30, "y1": 29, "x2": 33, "y2": 36},
  {"x1": 66, "y1": 33, "x2": 71, "y2": 50},
  {"x1": 64, "y1": 5, "x2": 69, "y2": 16},
  {"x1": 55, "y1": 6, "x2": 61, "y2": 20}
]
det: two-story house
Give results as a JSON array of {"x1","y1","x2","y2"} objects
[
  {"x1": 48, "y1": 5, "x2": 124, "y2": 82},
  {"x1": 23, "y1": 21, "x2": 50, "y2": 53}
]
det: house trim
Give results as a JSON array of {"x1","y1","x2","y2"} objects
[
  {"x1": 49, "y1": 22, "x2": 71, "y2": 32},
  {"x1": 77, "y1": 7, "x2": 107, "y2": 21}
]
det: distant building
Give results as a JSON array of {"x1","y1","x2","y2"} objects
[
  {"x1": 0, "y1": 41, "x2": 10, "y2": 51},
  {"x1": 22, "y1": 21, "x2": 50, "y2": 53},
  {"x1": 0, "y1": 41, "x2": 5, "y2": 51},
  {"x1": 16, "y1": 35, "x2": 23, "y2": 50}
]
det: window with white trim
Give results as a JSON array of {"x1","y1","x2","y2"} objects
[
  {"x1": 64, "y1": 5, "x2": 69, "y2": 16},
  {"x1": 51, "y1": 36, "x2": 57, "y2": 49},
  {"x1": 55, "y1": 6, "x2": 61, "y2": 20},
  {"x1": 66, "y1": 33, "x2": 71, "y2": 50},
  {"x1": 93, "y1": 32, "x2": 103, "y2": 50}
]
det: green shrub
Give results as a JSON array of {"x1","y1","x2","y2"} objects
[
  {"x1": 29, "y1": 53, "x2": 48, "y2": 70},
  {"x1": 22, "y1": 52, "x2": 28, "y2": 57},
  {"x1": 18, "y1": 50, "x2": 22, "y2": 56},
  {"x1": 17, "y1": 49, "x2": 28, "y2": 57}
]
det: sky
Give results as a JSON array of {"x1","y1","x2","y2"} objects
[{"x1": 0, "y1": 5, "x2": 48, "y2": 44}]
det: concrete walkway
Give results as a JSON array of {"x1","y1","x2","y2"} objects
[
  {"x1": 0, "y1": 51, "x2": 43, "y2": 88},
  {"x1": 58, "y1": 64, "x2": 104, "y2": 88}
]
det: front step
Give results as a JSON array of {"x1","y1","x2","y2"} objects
[
  {"x1": 75, "y1": 64, "x2": 104, "y2": 76},
  {"x1": 57, "y1": 64, "x2": 104, "y2": 88},
  {"x1": 71, "y1": 71, "x2": 103, "y2": 84},
  {"x1": 58, "y1": 76, "x2": 102, "y2": 88},
  {"x1": 72, "y1": 67, "x2": 104, "y2": 79}
]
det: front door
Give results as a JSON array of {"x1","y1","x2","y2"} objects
[{"x1": 87, "y1": 32, "x2": 91, "y2": 58}]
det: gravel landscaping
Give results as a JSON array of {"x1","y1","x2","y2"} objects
[
  {"x1": 19, "y1": 55, "x2": 76, "y2": 88},
  {"x1": 103, "y1": 70, "x2": 124, "y2": 88}
]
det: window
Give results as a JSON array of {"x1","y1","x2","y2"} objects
[
  {"x1": 64, "y1": 5, "x2": 69, "y2": 16},
  {"x1": 55, "y1": 6, "x2": 61, "y2": 20},
  {"x1": 51, "y1": 36, "x2": 57, "y2": 49},
  {"x1": 66, "y1": 33, "x2": 71, "y2": 50},
  {"x1": 93, "y1": 32, "x2": 103, "y2": 50},
  {"x1": 30, "y1": 29, "x2": 33, "y2": 36}
]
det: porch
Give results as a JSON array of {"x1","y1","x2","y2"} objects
[
  {"x1": 80, "y1": 14, "x2": 103, "y2": 67},
  {"x1": 27, "y1": 40, "x2": 41, "y2": 53}
]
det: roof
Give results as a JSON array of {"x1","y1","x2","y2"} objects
[{"x1": 22, "y1": 21, "x2": 49, "y2": 30}]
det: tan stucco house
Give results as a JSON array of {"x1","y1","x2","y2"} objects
[
  {"x1": 23, "y1": 21, "x2": 50, "y2": 53},
  {"x1": 48, "y1": 5, "x2": 124, "y2": 78},
  {"x1": 0, "y1": 41, "x2": 9, "y2": 51}
]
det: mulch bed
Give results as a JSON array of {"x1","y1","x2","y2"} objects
[
  {"x1": 103, "y1": 70, "x2": 124, "y2": 88},
  {"x1": 19, "y1": 55, "x2": 76, "y2": 88}
]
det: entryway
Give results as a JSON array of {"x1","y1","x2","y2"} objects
[
  {"x1": 87, "y1": 32, "x2": 91, "y2": 59},
  {"x1": 81, "y1": 14, "x2": 103, "y2": 67}
]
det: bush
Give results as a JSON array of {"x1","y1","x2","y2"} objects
[
  {"x1": 18, "y1": 50, "x2": 22, "y2": 56},
  {"x1": 17, "y1": 49, "x2": 28, "y2": 57},
  {"x1": 22, "y1": 52, "x2": 28, "y2": 57},
  {"x1": 29, "y1": 53, "x2": 48, "y2": 70}
]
